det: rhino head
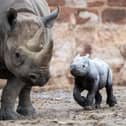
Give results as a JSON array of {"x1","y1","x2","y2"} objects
[{"x1": 0, "y1": 7, "x2": 59, "y2": 86}]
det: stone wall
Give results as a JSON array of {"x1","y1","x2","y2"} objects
[
  {"x1": 47, "y1": 0, "x2": 126, "y2": 25},
  {"x1": 48, "y1": 23, "x2": 126, "y2": 88},
  {"x1": 46, "y1": 0, "x2": 126, "y2": 88}
]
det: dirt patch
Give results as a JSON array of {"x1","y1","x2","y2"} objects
[{"x1": 0, "y1": 86, "x2": 126, "y2": 126}]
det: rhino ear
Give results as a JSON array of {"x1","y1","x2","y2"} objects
[
  {"x1": 42, "y1": 7, "x2": 59, "y2": 28},
  {"x1": 7, "y1": 8, "x2": 17, "y2": 29}
]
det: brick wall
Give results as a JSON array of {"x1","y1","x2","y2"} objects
[{"x1": 47, "y1": 0, "x2": 126, "y2": 24}]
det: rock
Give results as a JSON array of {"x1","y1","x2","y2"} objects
[
  {"x1": 102, "y1": 8, "x2": 126, "y2": 24},
  {"x1": 76, "y1": 11, "x2": 99, "y2": 24}
]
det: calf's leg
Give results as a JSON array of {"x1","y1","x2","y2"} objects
[
  {"x1": 95, "y1": 91, "x2": 102, "y2": 108},
  {"x1": 106, "y1": 84, "x2": 117, "y2": 107},
  {"x1": 106, "y1": 69, "x2": 117, "y2": 107},
  {"x1": 73, "y1": 85, "x2": 87, "y2": 107},
  {"x1": 85, "y1": 80, "x2": 99, "y2": 109}
]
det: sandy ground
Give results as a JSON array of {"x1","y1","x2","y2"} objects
[{"x1": 0, "y1": 86, "x2": 126, "y2": 126}]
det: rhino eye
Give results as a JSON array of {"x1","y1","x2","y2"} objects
[
  {"x1": 13, "y1": 51, "x2": 24, "y2": 66},
  {"x1": 82, "y1": 65, "x2": 85, "y2": 68},
  {"x1": 15, "y1": 52, "x2": 20, "y2": 59}
]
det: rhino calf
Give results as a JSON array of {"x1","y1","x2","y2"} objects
[
  {"x1": 0, "y1": 0, "x2": 59, "y2": 120},
  {"x1": 70, "y1": 54, "x2": 117, "y2": 109}
]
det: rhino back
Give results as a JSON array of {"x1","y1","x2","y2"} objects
[
  {"x1": 92, "y1": 58, "x2": 109, "y2": 72},
  {"x1": 92, "y1": 58, "x2": 110, "y2": 88},
  {"x1": 0, "y1": 0, "x2": 50, "y2": 16}
]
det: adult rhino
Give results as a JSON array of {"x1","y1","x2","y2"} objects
[{"x1": 0, "y1": 0, "x2": 59, "y2": 120}]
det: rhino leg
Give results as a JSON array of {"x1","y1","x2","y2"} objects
[
  {"x1": 106, "y1": 84, "x2": 117, "y2": 107},
  {"x1": 0, "y1": 77, "x2": 25, "y2": 120},
  {"x1": 95, "y1": 91, "x2": 102, "y2": 108},
  {"x1": 73, "y1": 85, "x2": 88, "y2": 107},
  {"x1": 17, "y1": 86, "x2": 36, "y2": 116},
  {"x1": 106, "y1": 69, "x2": 117, "y2": 107}
]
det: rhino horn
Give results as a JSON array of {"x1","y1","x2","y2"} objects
[
  {"x1": 26, "y1": 28, "x2": 44, "y2": 52},
  {"x1": 35, "y1": 40, "x2": 53, "y2": 65},
  {"x1": 42, "y1": 7, "x2": 59, "y2": 28}
]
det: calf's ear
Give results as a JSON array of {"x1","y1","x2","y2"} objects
[
  {"x1": 7, "y1": 8, "x2": 17, "y2": 29},
  {"x1": 85, "y1": 54, "x2": 90, "y2": 58}
]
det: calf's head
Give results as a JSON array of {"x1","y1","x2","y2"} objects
[
  {"x1": 70, "y1": 54, "x2": 90, "y2": 77},
  {"x1": 0, "y1": 8, "x2": 59, "y2": 86}
]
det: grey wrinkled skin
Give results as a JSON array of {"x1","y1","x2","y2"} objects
[
  {"x1": 0, "y1": 0, "x2": 59, "y2": 120},
  {"x1": 70, "y1": 54, "x2": 117, "y2": 109}
]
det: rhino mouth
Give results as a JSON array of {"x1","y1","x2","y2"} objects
[
  {"x1": 71, "y1": 70, "x2": 85, "y2": 77},
  {"x1": 22, "y1": 70, "x2": 50, "y2": 86}
]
